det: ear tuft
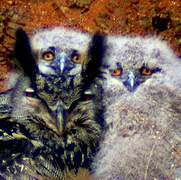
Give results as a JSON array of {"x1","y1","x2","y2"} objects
[
  {"x1": 14, "y1": 28, "x2": 37, "y2": 81},
  {"x1": 82, "y1": 33, "x2": 106, "y2": 91}
]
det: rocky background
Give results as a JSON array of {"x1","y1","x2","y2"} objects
[{"x1": 0, "y1": 0, "x2": 180, "y2": 92}]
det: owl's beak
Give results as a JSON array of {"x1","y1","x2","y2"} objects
[
  {"x1": 123, "y1": 71, "x2": 139, "y2": 92},
  {"x1": 58, "y1": 52, "x2": 66, "y2": 74}
]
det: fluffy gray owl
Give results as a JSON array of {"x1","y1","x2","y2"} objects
[
  {"x1": 93, "y1": 36, "x2": 181, "y2": 180},
  {"x1": 0, "y1": 27, "x2": 105, "y2": 179}
]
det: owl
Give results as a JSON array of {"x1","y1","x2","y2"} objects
[
  {"x1": 93, "y1": 36, "x2": 181, "y2": 180},
  {"x1": 0, "y1": 27, "x2": 105, "y2": 179}
]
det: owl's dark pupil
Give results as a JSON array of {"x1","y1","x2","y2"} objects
[
  {"x1": 74, "y1": 55, "x2": 79, "y2": 60},
  {"x1": 72, "y1": 54, "x2": 81, "y2": 64},
  {"x1": 42, "y1": 51, "x2": 54, "y2": 61},
  {"x1": 112, "y1": 69, "x2": 122, "y2": 77},
  {"x1": 140, "y1": 66, "x2": 152, "y2": 75}
]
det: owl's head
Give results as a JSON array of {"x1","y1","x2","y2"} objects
[
  {"x1": 102, "y1": 36, "x2": 179, "y2": 94},
  {"x1": 14, "y1": 27, "x2": 105, "y2": 131},
  {"x1": 31, "y1": 27, "x2": 91, "y2": 75},
  {"x1": 30, "y1": 27, "x2": 92, "y2": 109}
]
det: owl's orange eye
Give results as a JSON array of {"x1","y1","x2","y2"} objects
[
  {"x1": 140, "y1": 67, "x2": 152, "y2": 75},
  {"x1": 42, "y1": 51, "x2": 55, "y2": 61},
  {"x1": 112, "y1": 69, "x2": 122, "y2": 77},
  {"x1": 72, "y1": 54, "x2": 81, "y2": 64}
]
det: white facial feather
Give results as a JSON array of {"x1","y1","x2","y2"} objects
[{"x1": 31, "y1": 27, "x2": 91, "y2": 53}]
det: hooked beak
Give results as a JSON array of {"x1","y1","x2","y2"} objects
[
  {"x1": 58, "y1": 52, "x2": 66, "y2": 74},
  {"x1": 123, "y1": 71, "x2": 139, "y2": 92}
]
